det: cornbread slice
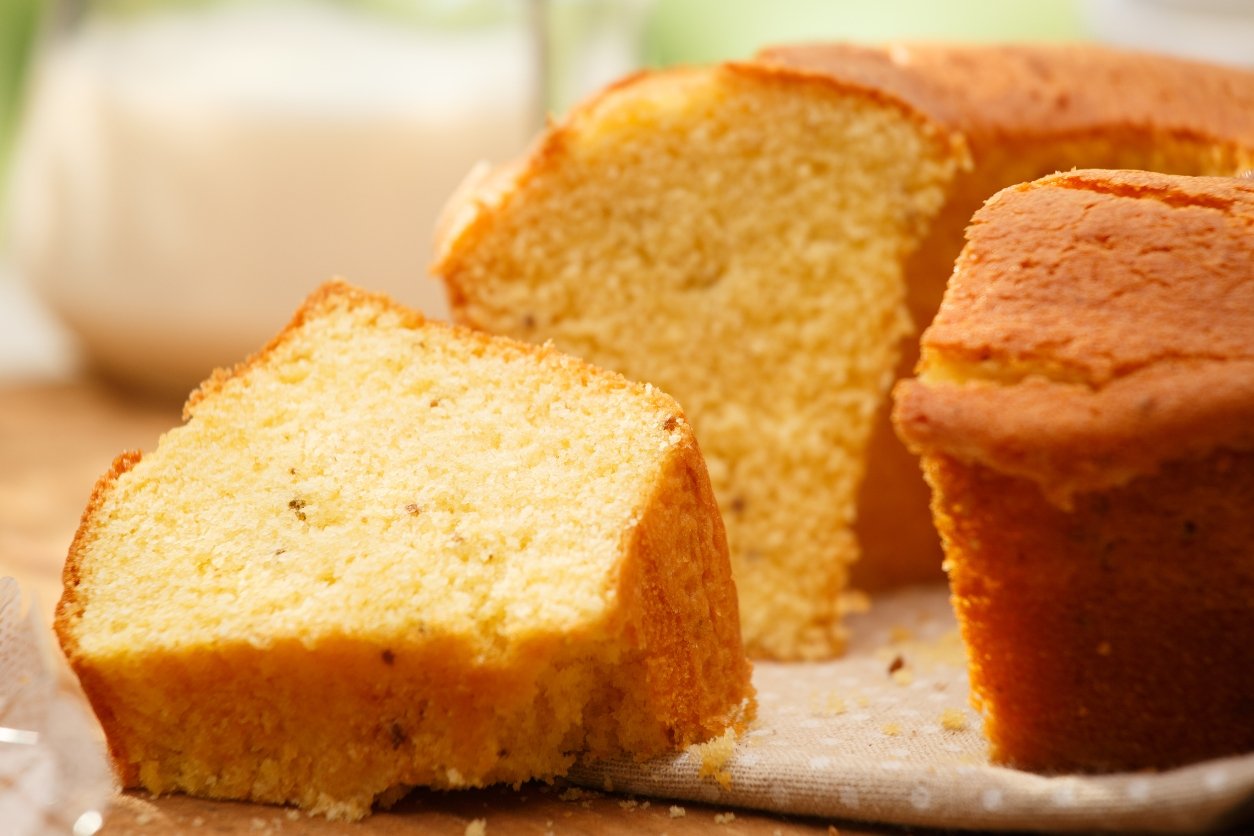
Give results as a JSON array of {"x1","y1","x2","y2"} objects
[
  {"x1": 55, "y1": 281, "x2": 753, "y2": 819},
  {"x1": 433, "y1": 45, "x2": 1254, "y2": 660},
  {"x1": 894, "y1": 170, "x2": 1254, "y2": 772}
]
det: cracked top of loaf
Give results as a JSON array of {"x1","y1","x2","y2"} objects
[
  {"x1": 893, "y1": 169, "x2": 1254, "y2": 505},
  {"x1": 758, "y1": 43, "x2": 1254, "y2": 155}
]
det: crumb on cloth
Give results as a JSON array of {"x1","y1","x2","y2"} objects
[{"x1": 691, "y1": 727, "x2": 738, "y2": 789}]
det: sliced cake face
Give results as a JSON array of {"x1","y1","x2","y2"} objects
[
  {"x1": 56, "y1": 282, "x2": 752, "y2": 818},
  {"x1": 67, "y1": 287, "x2": 682, "y2": 657},
  {"x1": 893, "y1": 170, "x2": 1254, "y2": 773},
  {"x1": 436, "y1": 64, "x2": 965, "y2": 659}
]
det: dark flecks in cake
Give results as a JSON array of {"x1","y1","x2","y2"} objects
[
  {"x1": 728, "y1": 495, "x2": 747, "y2": 516},
  {"x1": 381, "y1": 649, "x2": 396, "y2": 665},
  {"x1": 288, "y1": 467, "x2": 297, "y2": 477},
  {"x1": 1182, "y1": 519, "x2": 1198, "y2": 538},
  {"x1": 405, "y1": 503, "x2": 423, "y2": 516},
  {"x1": 288, "y1": 498, "x2": 308, "y2": 521},
  {"x1": 390, "y1": 723, "x2": 407, "y2": 749},
  {"x1": 887, "y1": 654, "x2": 906, "y2": 675},
  {"x1": 663, "y1": 415, "x2": 680, "y2": 432},
  {"x1": 497, "y1": 748, "x2": 510, "y2": 758},
  {"x1": 429, "y1": 398, "x2": 442, "y2": 408},
  {"x1": 522, "y1": 313, "x2": 536, "y2": 330},
  {"x1": 274, "y1": 548, "x2": 286, "y2": 556}
]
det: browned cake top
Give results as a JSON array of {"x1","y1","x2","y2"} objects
[
  {"x1": 758, "y1": 43, "x2": 1254, "y2": 154},
  {"x1": 894, "y1": 170, "x2": 1254, "y2": 504}
]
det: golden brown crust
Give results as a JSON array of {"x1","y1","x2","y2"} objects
[
  {"x1": 55, "y1": 449, "x2": 145, "y2": 785},
  {"x1": 757, "y1": 42, "x2": 1254, "y2": 158},
  {"x1": 926, "y1": 170, "x2": 1254, "y2": 383},
  {"x1": 618, "y1": 429, "x2": 755, "y2": 743},
  {"x1": 924, "y1": 450, "x2": 1254, "y2": 772},
  {"x1": 892, "y1": 168, "x2": 1254, "y2": 773},
  {"x1": 894, "y1": 170, "x2": 1254, "y2": 502}
]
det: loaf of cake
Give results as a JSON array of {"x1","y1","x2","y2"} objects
[
  {"x1": 55, "y1": 281, "x2": 754, "y2": 819},
  {"x1": 893, "y1": 170, "x2": 1254, "y2": 772},
  {"x1": 431, "y1": 44, "x2": 1254, "y2": 659}
]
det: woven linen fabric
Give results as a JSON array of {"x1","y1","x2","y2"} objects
[{"x1": 569, "y1": 586, "x2": 1254, "y2": 833}]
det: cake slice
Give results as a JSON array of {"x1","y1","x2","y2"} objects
[
  {"x1": 893, "y1": 170, "x2": 1254, "y2": 771},
  {"x1": 55, "y1": 281, "x2": 753, "y2": 819}
]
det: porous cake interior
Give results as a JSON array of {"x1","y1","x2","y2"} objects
[
  {"x1": 73, "y1": 299, "x2": 672, "y2": 658},
  {"x1": 441, "y1": 67, "x2": 961, "y2": 659},
  {"x1": 60, "y1": 287, "x2": 741, "y2": 817}
]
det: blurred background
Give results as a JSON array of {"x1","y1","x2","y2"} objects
[{"x1": 1, "y1": 0, "x2": 1252, "y2": 396}]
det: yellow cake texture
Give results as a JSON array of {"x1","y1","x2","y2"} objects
[
  {"x1": 894, "y1": 170, "x2": 1254, "y2": 772},
  {"x1": 431, "y1": 44, "x2": 1254, "y2": 660},
  {"x1": 55, "y1": 281, "x2": 754, "y2": 820}
]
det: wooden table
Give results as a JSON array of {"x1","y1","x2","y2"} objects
[{"x1": 3, "y1": 379, "x2": 926, "y2": 835}]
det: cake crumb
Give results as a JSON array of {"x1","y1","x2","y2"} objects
[
  {"x1": 940, "y1": 707, "x2": 968, "y2": 731},
  {"x1": 714, "y1": 812, "x2": 736, "y2": 824},
  {"x1": 692, "y1": 727, "x2": 737, "y2": 789},
  {"x1": 882, "y1": 721, "x2": 902, "y2": 736},
  {"x1": 821, "y1": 693, "x2": 846, "y2": 715},
  {"x1": 191, "y1": 817, "x2": 205, "y2": 827},
  {"x1": 618, "y1": 799, "x2": 640, "y2": 811},
  {"x1": 669, "y1": 805, "x2": 687, "y2": 818},
  {"x1": 841, "y1": 589, "x2": 872, "y2": 614},
  {"x1": 558, "y1": 787, "x2": 595, "y2": 802},
  {"x1": 465, "y1": 818, "x2": 487, "y2": 836}
]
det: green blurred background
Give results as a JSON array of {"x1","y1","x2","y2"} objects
[{"x1": 644, "y1": 0, "x2": 1082, "y2": 65}]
